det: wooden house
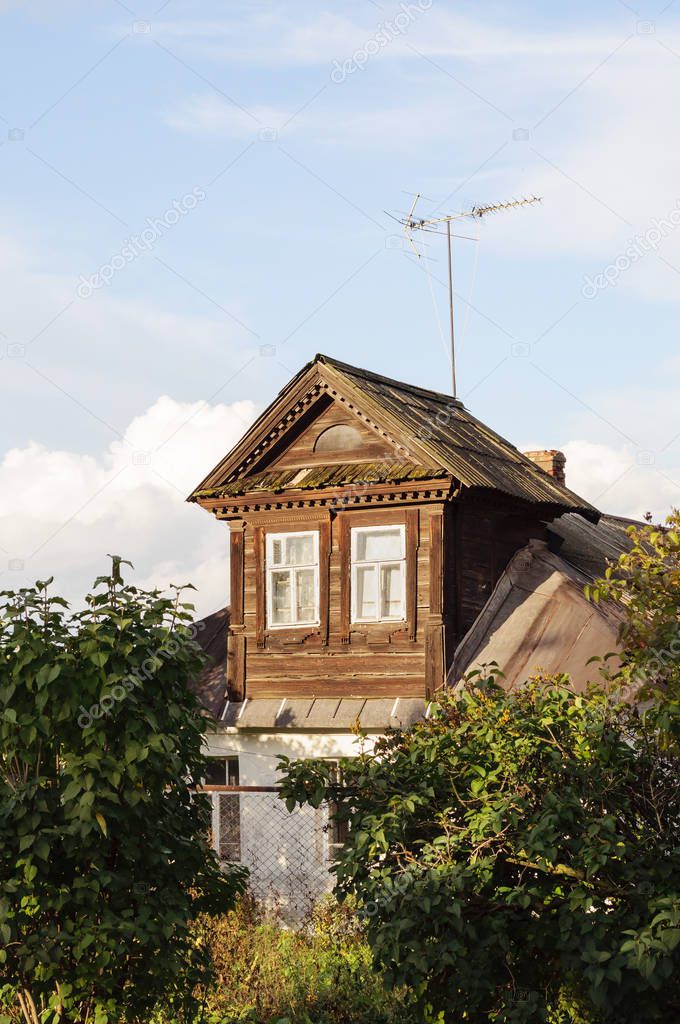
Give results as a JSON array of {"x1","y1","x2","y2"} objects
[
  {"x1": 189, "y1": 353, "x2": 601, "y2": 706},
  {"x1": 189, "y1": 354, "x2": 632, "y2": 897}
]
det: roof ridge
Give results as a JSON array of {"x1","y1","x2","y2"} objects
[{"x1": 311, "y1": 353, "x2": 466, "y2": 408}]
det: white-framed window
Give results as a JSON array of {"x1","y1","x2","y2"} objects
[
  {"x1": 266, "y1": 531, "x2": 319, "y2": 628},
  {"x1": 351, "y1": 524, "x2": 406, "y2": 623}
]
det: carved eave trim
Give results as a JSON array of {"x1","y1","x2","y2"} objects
[
  {"x1": 226, "y1": 379, "x2": 420, "y2": 484},
  {"x1": 230, "y1": 381, "x2": 326, "y2": 481},
  {"x1": 197, "y1": 477, "x2": 456, "y2": 519},
  {"x1": 190, "y1": 363, "x2": 436, "y2": 501}
]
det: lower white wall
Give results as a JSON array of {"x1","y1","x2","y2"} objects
[{"x1": 204, "y1": 728, "x2": 375, "y2": 786}]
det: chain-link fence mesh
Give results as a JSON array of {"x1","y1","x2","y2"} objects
[{"x1": 207, "y1": 789, "x2": 335, "y2": 917}]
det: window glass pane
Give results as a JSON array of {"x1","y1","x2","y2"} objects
[
  {"x1": 355, "y1": 528, "x2": 402, "y2": 562},
  {"x1": 295, "y1": 568, "x2": 316, "y2": 622},
  {"x1": 285, "y1": 534, "x2": 314, "y2": 566},
  {"x1": 271, "y1": 570, "x2": 291, "y2": 624},
  {"x1": 355, "y1": 565, "x2": 378, "y2": 619},
  {"x1": 271, "y1": 539, "x2": 283, "y2": 565},
  {"x1": 204, "y1": 758, "x2": 226, "y2": 786},
  {"x1": 227, "y1": 757, "x2": 240, "y2": 786},
  {"x1": 381, "y1": 564, "x2": 403, "y2": 619}
]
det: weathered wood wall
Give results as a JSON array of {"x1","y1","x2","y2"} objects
[
  {"x1": 227, "y1": 501, "x2": 447, "y2": 701},
  {"x1": 450, "y1": 494, "x2": 551, "y2": 643}
]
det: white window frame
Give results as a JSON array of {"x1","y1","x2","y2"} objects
[
  {"x1": 351, "y1": 524, "x2": 406, "y2": 624},
  {"x1": 266, "y1": 530, "x2": 320, "y2": 629}
]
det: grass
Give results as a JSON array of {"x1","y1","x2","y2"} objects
[{"x1": 170, "y1": 896, "x2": 419, "y2": 1024}]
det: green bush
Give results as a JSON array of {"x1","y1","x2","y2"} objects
[
  {"x1": 0, "y1": 563, "x2": 244, "y2": 1024},
  {"x1": 167, "y1": 897, "x2": 419, "y2": 1024}
]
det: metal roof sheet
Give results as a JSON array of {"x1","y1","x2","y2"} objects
[
  {"x1": 450, "y1": 538, "x2": 625, "y2": 691},
  {"x1": 220, "y1": 696, "x2": 427, "y2": 731},
  {"x1": 314, "y1": 355, "x2": 598, "y2": 516}
]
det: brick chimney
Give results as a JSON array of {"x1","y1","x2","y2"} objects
[{"x1": 524, "y1": 449, "x2": 566, "y2": 486}]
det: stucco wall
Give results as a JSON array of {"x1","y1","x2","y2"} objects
[{"x1": 204, "y1": 727, "x2": 375, "y2": 786}]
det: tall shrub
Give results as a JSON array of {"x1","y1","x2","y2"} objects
[{"x1": 0, "y1": 560, "x2": 244, "y2": 1024}]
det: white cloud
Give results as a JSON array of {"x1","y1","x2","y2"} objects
[
  {"x1": 0, "y1": 394, "x2": 258, "y2": 618},
  {"x1": 560, "y1": 439, "x2": 680, "y2": 522}
]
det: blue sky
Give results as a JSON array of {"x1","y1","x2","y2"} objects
[{"x1": 0, "y1": 0, "x2": 679, "y2": 612}]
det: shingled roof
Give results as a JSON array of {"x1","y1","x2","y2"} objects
[{"x1": 189, "y1": 354, "x2": 598, "y2": 519}]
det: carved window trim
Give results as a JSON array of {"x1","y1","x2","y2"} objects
[
  {"x1": 265, "y1": 530, "x2": 320, "y2": 629},
  {"x1": 350, "y1": 524, "x2": 406, "y2": 624}
]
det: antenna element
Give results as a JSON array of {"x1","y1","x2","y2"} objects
[{"x1": 398, "y1": 193, "x2": 542, "y2": 397}]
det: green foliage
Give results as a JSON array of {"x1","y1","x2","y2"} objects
[
  {"x1": 280, "y1": 676, "x2": 680, "y2": 1023},
  {"x1": 156, "y1": 896, "x2": 418, "y2": 1024},
  {"x1": 0, "y1": 561, "x2": 245, "y2": 1024},
  {"x1": 587, "y1": 509, "x2": 680, "y2": 743}
]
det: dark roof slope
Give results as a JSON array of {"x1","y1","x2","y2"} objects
[
  {"x1": 548, "y1": 513, "x2": 636, "y2": 579},
  {"x1": 193, "y1": 606, "x2": 229, "y2": 718},
  {"x1": 313, "y1": 355, "x2": 597, "y2": 516}
]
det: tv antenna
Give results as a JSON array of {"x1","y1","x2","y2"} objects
[{"x1": 394, "y1": 193, "x2": 542, "y2": 398}]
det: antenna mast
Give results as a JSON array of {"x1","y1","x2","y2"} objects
[{"x1": 397, "y1": 193, "x2": 542, "y2": 398}]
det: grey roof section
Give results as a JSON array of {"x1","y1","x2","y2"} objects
[
  {"x1": 193, "y1": 606, "x2": 229, "y2": 718},
  {"x1": 548, "y1": 512, "x2": 636, "y2": 579},
  {"x1": 221, "y1": 696, "x2": 428, "y2": 732},
  {"x1": 450, "y1": 538, "x2": 625, "y2": 692}
]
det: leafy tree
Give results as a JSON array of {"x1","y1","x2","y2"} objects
[
  {"x1": 588, "y1": 509, "x2": 680, "y2": 741},
  {"x1": 0, "y1": 560, "x2": 245, "y2": 1024},
  {"x1": 280, "y1": 681, "x2": 680, "y2": 1021},
  {"x1": 281, "y1": 510, "x2": 680, "y2": 1023}
]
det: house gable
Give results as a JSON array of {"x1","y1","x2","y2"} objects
[
  {"x1": 189, "y1": 354, "x2": 598, "y2": 520},
  {"x1": 189, "y1": 364, "x2": 444, "y2": 510}
]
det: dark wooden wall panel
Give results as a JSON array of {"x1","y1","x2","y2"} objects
[
  {"x1": 425, "y1": 622, "x2": 445, "y2": 698},
  {"x1": 227, "y1": 633, "x2": 246, "y2": 701},
  {"x1": 319, "y1": 517, "x2": 331, "y2": 645},
  {"x1": 405, "y1": 507, "x2": 419, "y2": 641},
  {"x1": 338, "y1": 515, "x2": 351, "y2": 643},
  {"x1": 229, "y1": 523, "x2": 245, "y2": 627},
  {"x1": 253, "y1": 526, "x2": 265, "y2": 648},
  {"x1": 248, "y1": 677, "x2": 424, "y2": 698}
]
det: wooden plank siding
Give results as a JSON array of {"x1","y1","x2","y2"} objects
[
  {"x1": 454, "y1": 494, "x2": 550, "y2": 641},
  {"x1": 228, "y1": 503, "x2": 448, "y2": 700},
  {"x1": 247, "y1": 678, "x2": 425, "y2": 699}
]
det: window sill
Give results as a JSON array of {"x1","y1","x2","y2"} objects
[
  {"x1": 351, "y1": 618, "x2": 407, "y2": 627},
  {"x1": 266, "y1": 622, "x2": 320, "y2": 632}
]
